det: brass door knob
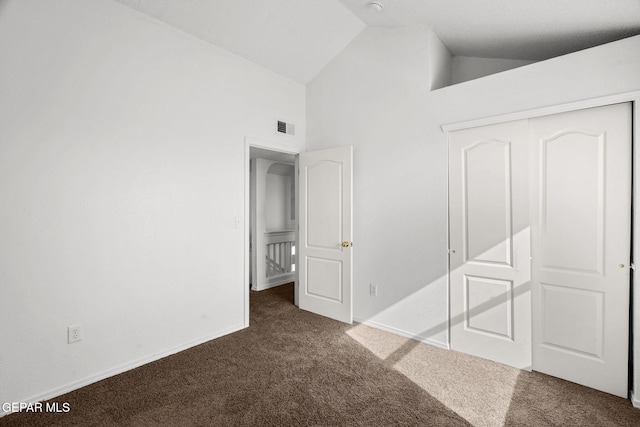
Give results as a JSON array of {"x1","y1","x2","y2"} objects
[{"x1": 342, "y1": 241, "x2": 353, "y2": 248}]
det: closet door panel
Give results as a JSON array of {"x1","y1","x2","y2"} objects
[
  {"x1": 541, "y1": 131, "x2": 604, "y2": 274},
  {"x1": 530, "y1": 102, "x2": 631, "y2": 398},
  {"x1": 449, "y1": 120, "x2": 532, "y2": 369},
  {"x1": 465, "y1": 141, "x2": 512, "y2": 265}
]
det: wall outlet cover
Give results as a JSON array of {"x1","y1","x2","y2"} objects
[{"x1": 68, "y1": 325, "x2": 82, "y2": 343}]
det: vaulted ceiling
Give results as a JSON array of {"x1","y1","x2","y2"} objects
[
  {"x1": 113, "y1": 0, "x2": 364, "y2": 83},
  {"x1": 114, "y1": 0, "x2": 640, "y2": 84}
]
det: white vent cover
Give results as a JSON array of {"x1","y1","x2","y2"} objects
[{"x1": 277, "y1": 120, "x2": 295, "y2": 136}]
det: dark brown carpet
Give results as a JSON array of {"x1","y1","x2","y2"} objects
[{"x1": 2, "y1": 283, "x2": 640, "y2": 426}]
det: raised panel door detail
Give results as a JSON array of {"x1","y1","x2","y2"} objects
[
  {"x1": 298, "y1": 146, "x2": 353, "y2": 324},
  {"x1": 306, "y1": 161, "x2": 342, "y2": 250},
  {"x1": 463, "y1": 140, "x2": 512, "y2": 266},
  {"x1": 540, "y1": 283, "x2": 604, "y2": 359},
  {"x1": 531, "y1": 103, "x2": 631, "y2": 397},
  {"x1": 541, "y1": 131, "x2": 604, "y2": 275},
  {"x1": 449, "y1": 119, "x2": 531, "y2": 370},
  {"x1": 465, "y1": 275, "x2": 514, "y2": 340},
  {"x1": 306, "y1": 257, "x2": 343, "y2": 302}
]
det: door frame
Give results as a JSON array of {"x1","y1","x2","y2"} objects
[
  {"x1": 244, "y1": 137, "x2": 301, "y2": 328},
  {"x1": 442, "y1": 90, "x2": 640, "y2": 404}
]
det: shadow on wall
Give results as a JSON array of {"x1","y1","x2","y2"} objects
[
  {"x1": 356, "y1": 198, "x2": 531, "y2": 346},
  {"x1": 366, "y1": 278, "x2": 529, "y2": 367}
]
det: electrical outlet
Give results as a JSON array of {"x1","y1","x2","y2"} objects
[
  {"x1": 68, "y1": 325, "x2": 82, "y2": 344},
  {"x1": 370, "y1": 284, "x2": 377, "y2": 296}
]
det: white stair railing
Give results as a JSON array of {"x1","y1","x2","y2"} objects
[{"x1": 264, "y1": 231, "x2": 296, "y2": 284}]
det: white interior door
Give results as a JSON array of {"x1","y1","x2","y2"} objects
[
  {"x1": 530, "y1": 103, "x2": 632, "y2": 397},
  {"x1": 298, "y1": 146, "x2": 353, "y2": 323},
  {"x1": 449, "y1": 120, "x2": 532, "y2": 369}
]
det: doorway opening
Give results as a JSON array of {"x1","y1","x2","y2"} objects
[
  {"x1": 244, "y1": 141, "x2": 301, "y2": 326},
  {"x1": 249, "y1": 148, "x2": 297, "y2": 292}
]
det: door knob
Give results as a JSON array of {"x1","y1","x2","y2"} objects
[{"x1": 342, "y1": 241, "x2": 353, "y2": 248}]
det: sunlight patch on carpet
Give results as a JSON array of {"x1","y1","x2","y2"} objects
[
  {"x1": 346, "y1": 323, "x2": 413, "y2": 359},
  {"x1": 346, "y1": 322, "x2": 521, "y2": 426},
  {"x1": 392, "y1": 344, "x2": 521, "y2": 427}
]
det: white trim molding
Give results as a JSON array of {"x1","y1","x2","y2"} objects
[
  {"x1": 631, "y1": 391, "x2": 640, "y2": 409},
  {"x1": 442, "y1": 91, "x2": 640, "y2": 132},
  {"x1": 633, "y1": 98, "x2": 640, "y2": 408},
  {"x1": 354, "y1": 317, "x2": 450, "y2": 350}
]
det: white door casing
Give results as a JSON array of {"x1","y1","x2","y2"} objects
[
  {"x1": 298, "y1": 146, "x2": 353, "y2": 323},
  {"x1": 449, "y1": 120, "x2": 532, "y2": 369},
  {"x1": 530, "y1": 103, "x2": 632, "y2": 398}
]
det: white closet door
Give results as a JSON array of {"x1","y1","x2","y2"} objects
[
  {"x1": 530, "y1": 103, "x2": 631, "y2": 397},
  {"x1": 449, "y1": 120, "x2": 532, "y2": 369}
]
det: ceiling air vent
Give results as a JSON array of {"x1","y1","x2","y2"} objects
[{"x1": 277, "y1": 120, "x2": 295, "y2": 136}]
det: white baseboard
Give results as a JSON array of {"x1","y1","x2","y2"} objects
[
  {"x1": 251, "y1": 279, "x2": 294, "y2": 292},
  {"x1": 353, "y1": 317, "x2": 449, "y2": 350},
  {"x1": 632, "y1": 391, "x2": 640, "y2": 409},
  {"x1": 0, "y1": 323, "x2": 246, "y2": 418}
]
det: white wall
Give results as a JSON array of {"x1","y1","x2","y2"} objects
[
  {"x1": 451, "y1": 56, "x2": 536, "y2": 85},
  {"x1": 0, "y1": 0, "x2": 304, "y2": 409},
  {"x1": 430, "y1": 36, "x2": 640, "y2": 125},
  {"x1": 307, "y1": 27, "x2": 450, "y2": 347},
  {"x1": 265, "y1": 167, "x2": 294, "y2": 231},
  {"x1": 427, "y1": 30, "x2": 452, "y2": 91},
  {"x1": 307, "y1": 28, "x2": 640, "y2": 355}
]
